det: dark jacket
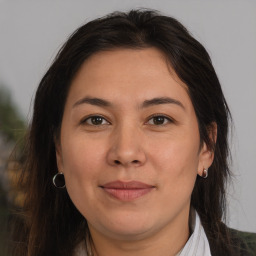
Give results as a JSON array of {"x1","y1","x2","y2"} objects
[
  {"x1": 230, "y1": 229, "x2": 256, "y2": 256},
  {"x1": 209, "y1": 229, "x2": 256, "y2": 256}
]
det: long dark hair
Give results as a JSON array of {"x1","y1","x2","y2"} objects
[{"x1": 10, "y1": 9, "x2": 236, "y2": 256}]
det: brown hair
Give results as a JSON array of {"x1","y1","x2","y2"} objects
[{"x1": 10, "y1": 9, "x2": 237, "y2": 256}]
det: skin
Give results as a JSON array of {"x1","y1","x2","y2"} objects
[{"x1": 56, "y1": 48, "x2": 214, "y2": 256}]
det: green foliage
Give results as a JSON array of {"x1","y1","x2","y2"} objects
[
  {"x1": 0, "y1": 85, "x2": 26, "y2": 255},
  {"x1": 0, "y1": 85, "x2": 26, "y2": 144}
]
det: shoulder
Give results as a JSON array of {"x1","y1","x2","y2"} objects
[
  {"x1": 207, "y1": 223, "x2": 256, "y2": 256},
  {"x1": 228, "y1": 228, "x2": 256, "y2": 256}
]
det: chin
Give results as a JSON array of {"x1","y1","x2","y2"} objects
[
  {"x1": 106, "y1": 225, "x2": 152, "y2": 240},
  {"x1": 100, "y1": 214, "x2": 157, "y2": 240}
]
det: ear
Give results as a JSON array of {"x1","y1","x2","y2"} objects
[
  {"x1": 54, "y1": 135, "x2": 64, "y2": 173},
  {"x1": 197, "y1": 122, "x2": 217, "y2": 177}
]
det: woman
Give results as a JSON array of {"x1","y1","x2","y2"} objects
[{"x1": 10, "y1": 9, "x2": 255, "y2": 256}]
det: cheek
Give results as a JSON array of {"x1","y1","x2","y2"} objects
[
  {"x1": 62, "y1": 133, "x2": 104, "y2": 167},
  {"x1": 148, "y1": 132, "x2": 200, "y2": 195},
  {"x1": 149, "y1": 133, "x2": 200, "y2": 174},
  {"x1": 151, "y1": 143, "x2": 199, "y2": 214},
  {"x1": 60, "y1": 135, "x2": 106, "y2": 190},
  {"x1": 59, "y1": 136, "x2": 108, "y2": 216}
]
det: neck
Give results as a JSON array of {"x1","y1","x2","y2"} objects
[{"x1": 88, "y1": 207, "x2": 190, "y2": 256}]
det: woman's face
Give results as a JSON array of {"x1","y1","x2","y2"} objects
[{"x1": 56, "y1": 48, "x2": 213, "y2": 241}]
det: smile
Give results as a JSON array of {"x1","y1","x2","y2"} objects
[{"x1": 100, "y1": 180, "x2": 155, "y2": 201}]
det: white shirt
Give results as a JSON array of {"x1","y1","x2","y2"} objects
[{"x1": 177, "y1": 210, "x2": 212, "y2": 256}]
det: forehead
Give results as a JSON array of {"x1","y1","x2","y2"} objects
[{"x1": 67, "y1": 47, "x2": 191, "y2": 109}]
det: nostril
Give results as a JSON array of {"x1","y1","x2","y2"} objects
[
  {"x1": 113, "y1": 159, "x2": 140, "y2": 165},
  {"x1": 114, "y1": 160, "x2": 121, "y2": 165}
]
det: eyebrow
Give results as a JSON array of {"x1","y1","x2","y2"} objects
[
  {"x1": 73, "y1": 96, "x2": 185, "y2": 110},
  {"x1": 73, "y1": 97, "x2": 112, "y2": 108},
  {"x1": 141, "y1": 97, "x2": 185, "y2": 110}
]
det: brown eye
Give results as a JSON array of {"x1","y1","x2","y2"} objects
[
  {"x1": 83, "y1": 116, "x2": 109, "y2": 126},
  {"x1": 147, "y1": 115, "x2": 172, "y2": 125}
]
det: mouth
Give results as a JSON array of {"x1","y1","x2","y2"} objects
[{"x1": 99, "y1": 180, "x2": 155, "y2": 201}]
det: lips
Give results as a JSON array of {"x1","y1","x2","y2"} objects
[{"x1": 100, "y1": 180, "x2": 155, "y2": 201}]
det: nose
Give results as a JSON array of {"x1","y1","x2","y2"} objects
[{"x1": 107, "y1": 124, "x2": 146, "y2": 168}]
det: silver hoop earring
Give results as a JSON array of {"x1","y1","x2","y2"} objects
[
  {"x1": 202, "y1": 169, "x2": 208, "y2": 179},
  {"x1": 53, "y1": 172, "x2": 66, "y2": 188}
]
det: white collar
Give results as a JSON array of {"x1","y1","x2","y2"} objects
[{"x1": 177, "y1": 210, "x2": 212, "y2": 256}]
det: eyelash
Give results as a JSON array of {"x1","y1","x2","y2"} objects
[
  {"x1": 80, "y1": 114, "x2": 174, "y2": 126},
  {"x1": 146, "y1": 114, "x2": 174, "y2": 126},
  {"x1": 80, "y1": 115, "x2": 110, "y2": 126}
]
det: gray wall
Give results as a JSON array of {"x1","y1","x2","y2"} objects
[{"x1": 0, "y1": 0, "x2": 255, "y2": 232}]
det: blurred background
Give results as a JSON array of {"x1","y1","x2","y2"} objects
[
  {"x1": 0, "y1": 85, "x2": 26, "y2": 254},
  {"x1": 0, "y1": 0, "x2": 255, "y2": 254}
]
